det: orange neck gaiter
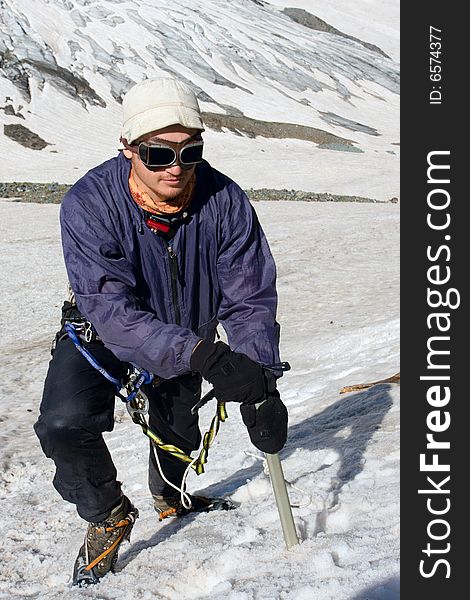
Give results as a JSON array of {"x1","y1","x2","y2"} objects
[{"x1": 128, "y1": 170, "x2": 196, "y2": 215}]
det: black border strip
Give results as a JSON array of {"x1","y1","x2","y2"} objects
[{"x1": 401, "y1": 4, "x2": 464, "y2": 597}]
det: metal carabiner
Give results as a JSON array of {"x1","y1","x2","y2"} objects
[{"x1": 126, "y1": 389, "x2": 150, "y2": 420}]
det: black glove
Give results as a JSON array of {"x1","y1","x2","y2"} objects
[
  {"x1": 190, "y1": 340, "x2": 274, "y2": 404},
  {"x1": 240, "y1": 391, "x2": 288, "y2": 454}
]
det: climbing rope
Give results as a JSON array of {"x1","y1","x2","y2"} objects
[
  {"x1": 128, "y1": 393, "x2": 227, "y2": 476},
  {"x1": 244, "y1": 451, "x2": 313, "y2": 509}
]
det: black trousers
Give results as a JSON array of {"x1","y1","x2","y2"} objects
[{"x1": 34, "y1": 338, "x2": 202, "y2": 522}]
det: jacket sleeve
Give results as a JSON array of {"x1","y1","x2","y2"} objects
[
  {"x1": 59, "y1": 190, "x2": 200, "y2": 379},
  {"x1": 215, "y1": 184, "x2": 281, "y2": 365}
]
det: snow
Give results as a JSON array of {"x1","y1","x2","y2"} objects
[
  {"x1": 0, "y1": 199, "x2": 399, "y2": 599},
  {"x1": 0, "y1": 0, "x2": 399, "y2": 597}
]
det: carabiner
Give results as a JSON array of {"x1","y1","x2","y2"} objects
[{"x1": 127, "y1": 389, "x2": 150, "y2": 420}]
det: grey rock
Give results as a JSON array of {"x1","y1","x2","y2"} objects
[
  {"x1": 282, "y1": 7, "x2": 391, "y2": 59},
  {"x1": 3, "y1": 124, "x2": 49, "y2": 150},
  {"x1": 0, "y1": 181, "x2": 390, "y2": 205}
]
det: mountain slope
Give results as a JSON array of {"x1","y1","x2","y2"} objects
[{"x1": 0, "y1": 0, "x2": 399, "y2": 197}]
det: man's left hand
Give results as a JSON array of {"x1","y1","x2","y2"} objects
[{"x1": 240, "y1": 391, "x2": 288, "y2": 454}]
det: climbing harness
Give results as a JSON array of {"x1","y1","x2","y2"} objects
[{"x1": 65, "y1": 323, "x2": 129, "y2": 390}]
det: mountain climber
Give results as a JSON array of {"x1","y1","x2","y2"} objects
[{"x1": 34, "y1": 77, "x2": 288, "y2": 585}]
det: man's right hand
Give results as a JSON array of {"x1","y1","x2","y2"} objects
[{"x1": 190, "y1": 340, "x2": 274, "y2": 405}]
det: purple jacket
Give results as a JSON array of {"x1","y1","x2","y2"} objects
[{"x1": 60, "y1": 152, "x2": 280, "y2": 379}]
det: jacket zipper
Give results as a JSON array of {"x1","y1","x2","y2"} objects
[{"x1": 167, "y1": 244, "x2": 181, "y2": 325}]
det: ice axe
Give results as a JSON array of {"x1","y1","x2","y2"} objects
[{"x1": 191, "y1": 363, "x2": 300, "y2": 550}]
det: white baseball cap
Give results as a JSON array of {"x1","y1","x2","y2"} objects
[{"x1": 121, "y1": 78, "x2": 204, "y2": 143}]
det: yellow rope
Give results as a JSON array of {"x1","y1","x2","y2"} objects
[{"x1": 134, "y1": 401, "x2": 227, "y2": 476}]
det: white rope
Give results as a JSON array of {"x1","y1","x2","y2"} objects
[
  {"x1": 284, "y1": 481, "x2": 313, "y2": 509},
  {"x1": 152, "y1": 444, "x2": 196, "y2": 510},
  {"x1": 244, "y1": 451, "x2": 313, "y2": 509}
]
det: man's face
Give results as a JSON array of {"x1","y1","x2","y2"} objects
[{"x1": 125, "y1": 124, "x2": 198, "y2": 200}]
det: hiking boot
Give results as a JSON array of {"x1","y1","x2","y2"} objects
[
  {"x1": 152, "y1": 493, "x2": 238, "y2": 520},
  {"x1": 72, "y1": 496, "x2": 139, "y2": 586},
  {"x1": 152, "y1": 493, "x2": 181, "y2": 514}
]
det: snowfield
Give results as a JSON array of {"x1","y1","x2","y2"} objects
[
  {"x1": 0, "y1": 198, "x2": 399, "y2": 599},
  {"x1": 0, "y1": 0, "x2": 399, "y2": 596}
]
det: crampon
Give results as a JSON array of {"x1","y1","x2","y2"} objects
[{"x1": 72, "y1": 496, "x2": 138, "y2": 586}]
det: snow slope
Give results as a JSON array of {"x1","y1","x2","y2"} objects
[
  {"x1": 266, "y1": 0, "x2": 400, "y2": 62},
  {"x1": 0, "y1": 2, "x2": 400, "y2": 596},
  {"x1": 0, "y1": 0, "x2": 399, "y2": 199},
  {"x1": 0, "y1": 198, "x2": 399, "y2": 599}
]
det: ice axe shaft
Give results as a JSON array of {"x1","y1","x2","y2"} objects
[{"x1": 265, "y1": 452, "x2": 299, "y2": 550}]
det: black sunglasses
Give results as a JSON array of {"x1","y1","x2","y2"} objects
[{"x1": 122, "y1": 133, "x2": 204, "y2": 170}]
